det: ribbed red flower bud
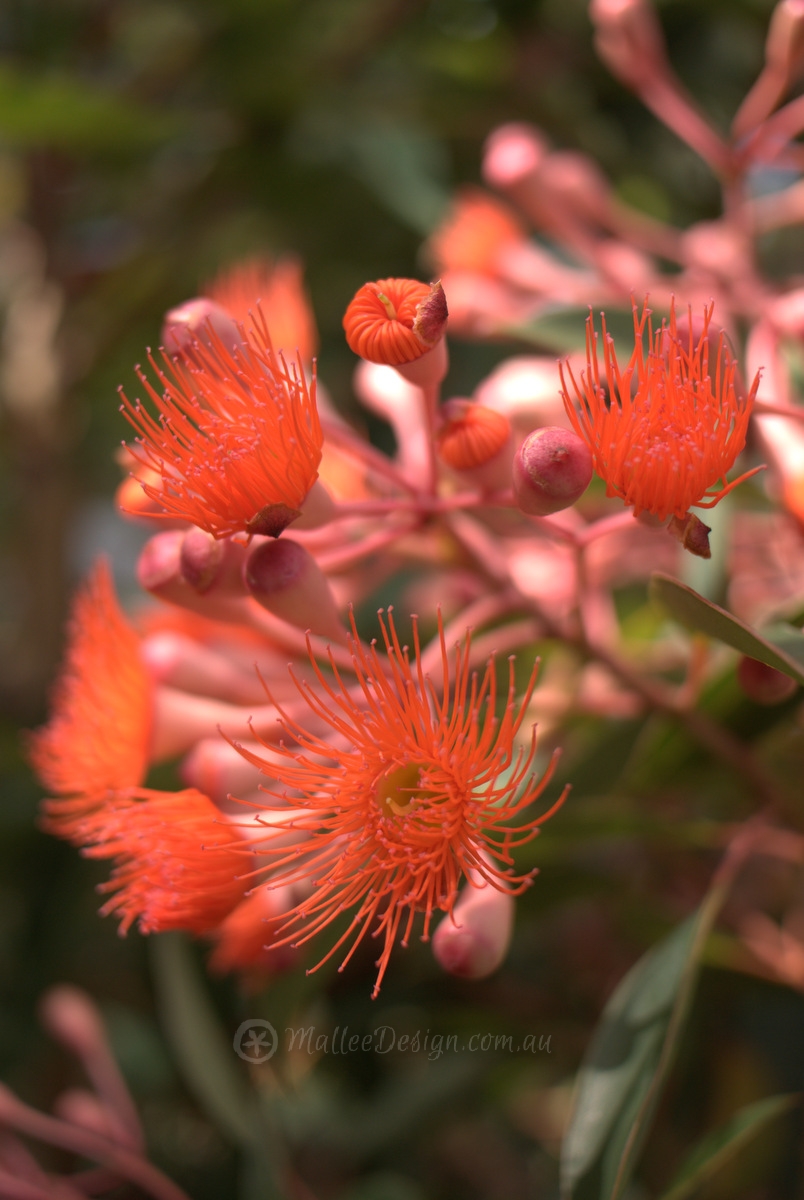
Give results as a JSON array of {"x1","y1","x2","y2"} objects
[
  {"x1": 435, "y1": 400, "x2": 513, "y2": 490},
  {"x1": 513, "y1": 427, "x2": 593, "y2": 515},
  {"x1": 343, "y1": 278, "x2": 448, "y2": 387},
  {"x1": 736, "y1": 656, "x2": 798, "y2": 705}
]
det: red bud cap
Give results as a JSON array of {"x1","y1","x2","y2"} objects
[
  {"x1": 737, "y1": 656, "x2": 798, "y2": 705},
  {"x1": 667, "y1": 511, "x2": 712, "y2": 559},
  {"x1": 244, "y1": 538, "x2": 346, "y2": 643},
  {"x1": 161, "y1": 298, "x2": 242, "y2": 356},
  {"x1": 513, "y1": 426, "x2": 593, "y2": 515}
]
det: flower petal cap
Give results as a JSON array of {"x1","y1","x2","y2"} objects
[
  {"x1": 343, "y1": 278, "x2": 448, "y2": 366},
  {"x1": 560, "y1": 298, "x2": 761, "y2": 524},
  {"x1": 120, "y1": 311, "x2": 323, "y2": 539}
]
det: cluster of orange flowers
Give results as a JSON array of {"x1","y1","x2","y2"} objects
[{"x1": 28, "y1": 242, "x2": 762, "y2": 996}]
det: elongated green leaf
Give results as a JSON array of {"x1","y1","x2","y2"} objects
[
  {"x1": 505, "y1": 307, "x2": 639, "y2": 354},
  {"x1": 561, "y1": 882, "x2": 725, "y2": 1200},
  {"x1": 650, "y1": 573, "x2": 804, "y2": 686},
  {"x1": 659, "y1": 1093, "x2": 799, "y2": 1200},
  {"x1": 151, "y1": 933, "x2": 255, "y2": 1147},
  {"x1": 0, "y1": 66, "x2": 184, "y2": 151}
]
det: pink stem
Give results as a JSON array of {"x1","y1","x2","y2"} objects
[{"x1": 0, "y1": 1086, "x2": 190, "y2": 1200}]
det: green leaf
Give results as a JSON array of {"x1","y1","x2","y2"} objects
[
  {"x1": 504, "y1": 306, "x2": 637, "y2": 354},
  {"x1": 0, "y1": 65, "x2": 184, "y2": 152},
  {"x1": 560, "y1": 883, "x2": 725, "y2": 1200},
  {"x1": 658, "y1": 1093, "x2": 799, "y2": 1200},
  {"x1": 151, "y1": 933, "x2": 255, "y2": 1147},
  {"x1": 650, "y1": 573, "x2": 804, "y2": 686}
]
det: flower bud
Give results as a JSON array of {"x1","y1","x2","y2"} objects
[
  {"x1": 436, "y1": 400, "x2": 514, "y2": 492},
  {"x1": 179, "y1": 527, "x2": 246, "y2": 595},
  {"x1": 737, "y1": 656, "x2": 798, "y2": 705},
  {"x1": 590, "y1": 0, "x2": 669, "y2": 91},
  {"x1": 482, "y1": 123, "x2": 549, "y2": 191},
  {"x1": 513, "y1": 427, "x2": 593, "y2": 515},
  {"x1": 161, "y1": 297, "x2": 242, "y2": 356},
  {"x1": 244, "y1": 538, "x2": 346, "y2": 643},
  {"x1": 343, "y1": 278, "x2": 448, "y2": 387},
  {"x1": 432, "y1": 880, "x2": 514, "y2": 979}
]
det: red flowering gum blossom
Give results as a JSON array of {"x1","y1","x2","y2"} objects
[
  {"x1": 560, "y1": 299, "x2": 762, "y2": 523},
  {"x1": 28, "y1": 560, "x2": 152, "y2": 842},
  {"x1": 120, "y1": 311, "x2": 323, "y2": 540},
  {"x1": 81, "y1": 787, "x2": 251, "y2": 936},
  {"x1": 343, "y1": 278, "x2": 447, "y2": 366},
  {"x1": 513, "y1": 427, "x2": 593, "y2": 516},
  {"x1": 229, "y1": 609, "x2": 568, "y2": 998}
]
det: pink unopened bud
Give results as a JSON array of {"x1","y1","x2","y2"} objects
[
  {"x1": 39, "y1": 986, "x2": 105, "y2": 1059},
  {"x1": 244, "y1": 539, "x2": 346, "y2": 643},
  {"x1": 436, "y1": 400, "x2": 514, "y2": 492},
  {"x1": 432, "y1": 880, "x2": 515, "y2": 979},
  {"x1": 734, "y1": 0, "x2": 804, "y2": 138},
  {"x1": 179, "y1": 527, "x2": 246, "y2": 595},
  {"x1": 181, "y1": 738, "x2": 265, "y2": 805},
  {"x1": 513, "y1": 427, "x2": 593, "y2": 515},
  {"x1": 137, "y1": 530, "x2": 251, "y2": 625},
  {"x1": 54, "y1": 1089, "x2": 131, "y2": 1146},
  {"x1": 161, "y1": 297, "x2": 242, "y2": 356},
  {"x1": 482, "y1": 122, "x2": 549, "y2": 190},
  {"x1": 737, "y1": 656, "x2": 798, "y2": 705},
  {"x1": 590, "y1": 0, "x2": 669, "y2": 90}
]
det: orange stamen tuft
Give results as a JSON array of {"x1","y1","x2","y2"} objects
[
  {"x1": 82, "y1": 787, "x2": 251, "y2": 936},
  {"x1": 343, "y1": 278, "x2": 446, "y2": 365},
  {"x1": 119, "y1": 311, "x2": 323, "y2": 539},
  {"x1": 28, "y1": 561, "x2": 152, "y2": 842},
  {"x1": 560, "y1": 298, "x2": 761, "y2": 523},
  {"x1": 229, "y1": 609, "x2": 567, "y2": 998}
]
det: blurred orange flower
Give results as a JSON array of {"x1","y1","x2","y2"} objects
[
  {"x1": 206, "y1": 255, "x2": 318, "y2": 363},
  {"x1": 28, "y1": 561, "x2": 152, "y2": 842},
  {"x1": 428, "y1": 187, "x2": 527, "y2": 276}
]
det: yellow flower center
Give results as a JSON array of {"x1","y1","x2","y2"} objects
[{"x1": 376, "y1": 762, "x2": 424, "y2": 817}]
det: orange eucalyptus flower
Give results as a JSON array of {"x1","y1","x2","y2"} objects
[
  {"x1": 28, "y1": 561, "x2": 152, "y2": 842},
  {"x1": 428, "y1": 187, "x2": 527, "y2": 276},
  {"x1": 82, "y1": 787, "x2": 250, "y2": 936},
  {"x1": 560, "y1": 299, "x2": 761, "y2": 523},
  {"x1": 120, "y1": 312, "x2": 323, "y2": 539},
  {"x1": 343, "y1": 278, "x2": 447, "y2": 366},
  {"x1": 206, "y1": 255, "x2": 318, "y2": 363},
  {"x1": 232, "y1": 610, "x2": 567, "y2": 997}
]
